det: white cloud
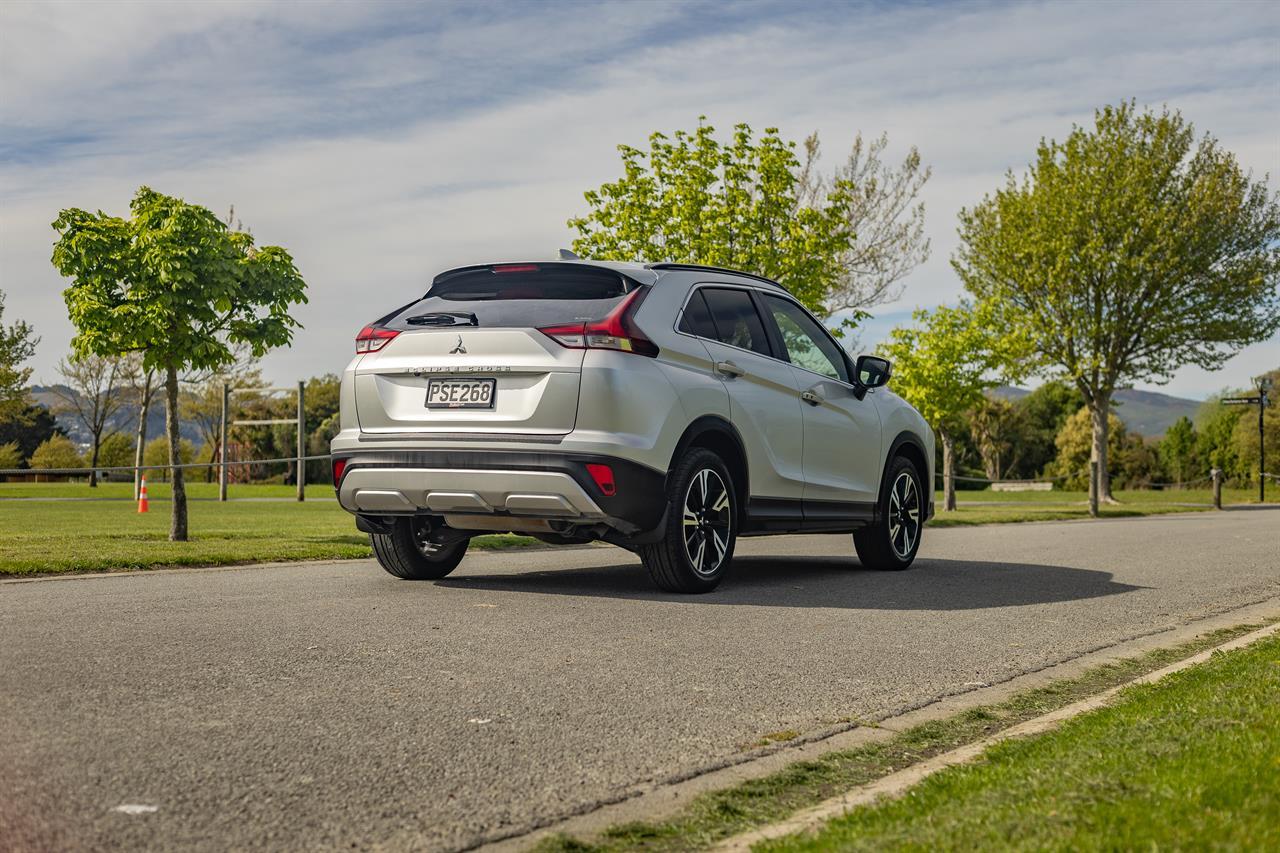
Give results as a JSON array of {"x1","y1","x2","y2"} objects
[{"x1": 2, "y1": 0, "x2": 1277, "y2": 399}]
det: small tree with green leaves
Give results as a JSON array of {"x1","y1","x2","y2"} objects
[
  {"x1": 52, "y1": 187, "x2": 307, "y2": 540},
  {"x1": 1158, "y1": 416, "x2": 1199, "y2": 487},
  {"x1": 881, "y1": 303, "x2": 1026, "y2": 510},
  {"x1": 955, "y1": 103, "x2": 1280, "y2": 510},
  {"x1": 1, "y1": 290, "x2": 39, "y2": 421},
  {"x1": 30, "y1": 435, "x2": 84, "y2": 472}
]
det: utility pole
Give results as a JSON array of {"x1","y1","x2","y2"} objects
[
  {"x1": 296, "y1": 380, "x2": 306, "y2": 502},
  {"x1": 219, "y1": 381, "x2": 229, "y2": 502}
]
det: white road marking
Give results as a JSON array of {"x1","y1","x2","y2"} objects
[
  {"x1": 468, "y1": 718, "x2": 493, "y2": 724},
  {"x1": 112, "y1": 804, "x2": 158, "y2": 815}
]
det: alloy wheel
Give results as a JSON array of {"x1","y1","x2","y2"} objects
[
  {"x1": 682, "y1": 468, "x2": 732, "y2": 576},
  {"x1": 888, "y1": 470, "x2": 920, "y2": 559}
]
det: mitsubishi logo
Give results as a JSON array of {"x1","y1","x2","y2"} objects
[{"x1": 449, "y1": 335, "x2": 466, "y2": 354}]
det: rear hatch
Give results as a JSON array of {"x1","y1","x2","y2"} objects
[{"x1": 354, "y1": 263, "x2": 640, "y2": 436}]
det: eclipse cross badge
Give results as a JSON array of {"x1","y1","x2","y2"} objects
[{"x1": 450, "y1": 335, "x2": 466, "y2": 354}]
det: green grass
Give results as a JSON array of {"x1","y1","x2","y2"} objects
[
  {"x1": 0, "y1": 483, "x2": 1266, "y2": 575},
  {"x1": 929, "y1": 487, "x2": 1261, "y2": 527},
  {"x1": 532, "y1": 624, "x2": 1270, "y2": 853},
  {"x1": 760, "y1": 632, "x2": 1280, "y2": 853},
  {"x1": 0, "y1": 489, "x2": 537, "y2": 575}
]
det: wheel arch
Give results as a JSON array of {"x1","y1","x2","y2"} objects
[
  {"x1": 670, "y1": 415, "x2": 750, "y2": 522},
  {"x1": 884, "y1": 429, "x2": 931, "y2": 519}
]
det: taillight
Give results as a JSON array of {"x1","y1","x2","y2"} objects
[
  {"x1": 538, "y1": 288, "x2": 658, "y2": 357},
  {"x1": 492, "y1": 263, "x2": 539, "y2": 274},
  {"x1": 332, "y1": 458, "x2": 348, "y2": 486},
  {"x1": 355, "y1": 325, "x2": 399, "y2": 354}
]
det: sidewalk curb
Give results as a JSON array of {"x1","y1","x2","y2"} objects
[{"x1": 714, "y1": 619, "x2": 1280, "y2": 852}]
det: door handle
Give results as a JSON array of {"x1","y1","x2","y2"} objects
[
  {"x1": 714, "y1": 360, "x2": 745, "y2": 378},
  {"x1": 801, "y1": 388, "x2": 824, "y2": 406}
]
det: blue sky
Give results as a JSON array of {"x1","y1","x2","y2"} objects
[{"x1": 2, "y1": 0, "x2": 1277, "y2": 399}]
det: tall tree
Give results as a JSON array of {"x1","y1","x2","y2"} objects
[
  {"x1": 967, "y1": 395, "x2": 1022, "y2": 482},
  {"x1": 569, "y1": 119, "x2": 858, "y2": 317},
  {"x1": 1158, "y1": 416, "x2": 1199, "y2": 487},
  {"x1": 48, "y1": 355, "x2": 128, "y2": 487},
  {"x1": 1, "y1": 289, "x2": 39, "y2": 421},
  {"x1": 0, "y1": 402, "x2": 64, "y2": 467},
  {"x1": 880, "y1": 303, "x2": 1026, "y2": 510},
  {"x1": 954, "y1": 103, "x2": 1280, "y2": 510},
  {"x1": 52, "y1": 186, "x2": 307, "y2": 540},
  {"x1": 798, "y1": 131, "x2": 931, "y2": 325}
]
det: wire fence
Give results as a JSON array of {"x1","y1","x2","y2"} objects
[{"x1": 0, "y1": 455, "x2": 331, "y2": 478}]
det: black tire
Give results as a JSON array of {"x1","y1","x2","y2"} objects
[
  {"x1": 639, "y1": 448, "x2": 737, "y2": 593},
  {"x1": 854, "y1": 456, "x2": 923, "y2": 571},
  {"x1": 371, "y1": 517, "x2": 469, "y2": 580}
]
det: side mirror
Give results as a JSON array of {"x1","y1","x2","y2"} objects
[{"x1": 853, "y1": 355, "x2": 891, "y2": 399}]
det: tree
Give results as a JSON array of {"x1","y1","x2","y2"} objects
[
  {"x1": 1230, "y1": 367, "x2": 1280, "y2": 488},
  {"x1": 1048, "y1": 406, "x2": 1157, "y2": 490},
  {"x1": 30, "y1": 435, "x2": 84, "y2": 472},
  {"x1": 47, "y1": 355, "x2": 129, "y2": 487},
  {"x1": 0, "y1": 402, "x2": 64, "y2": 467},
  {"x1": 1196, "y1": 396, "x2": 1246, "y2": 481},
  {"x1": 954, "y1": 103, "x2": 1280, "y2": 511},
  {"x1": 144, "y1": 436, "x2": 196, "y2": 480},
  {"x1": 1009, "y1": 381, "x2": 1082, "y2": 479},
  {"x1": 797, "y1": 132, "x2": 931, "y2": 324},
  {"x1": 569, "y1": 119, "x2": 858, "y2": 317},
  {"x1": 52, "y1": 186, "x2": 307, "y2": 540},
  {"x1": 0, "y1": 441, "x2": 21, "y2": 470},
  {"x1": 880, "y1": 303, "x2": 1026, "y2": 510},
  {"x1": 1, "y1": 289, "x2": 39, "y2": 420},
  {"x1": 967, "y1": 395, "x2": 1023, "y2": 482},
  {"x1": 97, "y1": 431, "x2": 135, "y2": 469},
  {"x1": 1158, "y1": 416, "x2": 1199, "y2": 487}
]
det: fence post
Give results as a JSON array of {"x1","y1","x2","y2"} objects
[
  {"x1": 1211, "y1": 468, "x2": 1222, "y2": 510},
  {"x1": 1089, "y1": 461, "x2": 1099, "y2": 518},
  {"x1": 297, "y1": 380, "x2": 306, "y2": 502},
  {"x1": 219, "y1": 382, "x2": 229, "y2": 502}
]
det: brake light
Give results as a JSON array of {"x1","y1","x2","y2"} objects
[
  {"x1": 538, "y1": 288, "x2": 658, "y2": 357},
  {"x1": 585, "y1": 463, "x2": 616, "y2": 496},
  {"x1": 355, "y1": 325, "x2": 399, "y2": 354},
  {"x1": 332, "y1": 458, "x2": 348, "y2": 486},
  {"x1": 492, "y1": 264, "x2": 539, "y2": 274}
]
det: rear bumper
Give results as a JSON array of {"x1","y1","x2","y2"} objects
[{"x1": 333, "y1": 450, "x2": 667, "y2": 535}]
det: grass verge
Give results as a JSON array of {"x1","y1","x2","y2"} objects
[
  {"x1": 928, "y1": 487, "x2": 1260, "y2": 527},
  {"x1": 759, "y1": 631, "x2": 1280, "y2": 852},
  {"x1": 532, "y1": 622, "x2": 1271, "y2": 852},
  {"x1": 0, "y1": 495, "x2": 537, "y2": 575}
]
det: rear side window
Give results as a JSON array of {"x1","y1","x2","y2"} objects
[
  {"x1": 386, "y1": 264, "x2": 633, "y2": 330},
  {"x1": 699, "y1": 288, "x2": 772, "y2": 356},
  {"x1": 678, "y1": 290, "x2": 719, "y2": 338}
]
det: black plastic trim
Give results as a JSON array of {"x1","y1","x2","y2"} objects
[
  {"x1": 647, "y1": 262, "x2": 789, "y2": 291},
  {"x1": 884, "y1": 430, "x2": 933, "y2": 522},
  {"x1": 333, "y1": 449, "x2": 667, "y2": 533}
]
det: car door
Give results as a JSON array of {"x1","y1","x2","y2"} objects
[
  {"x1": 682, "y1": 286, "x2": 806, "y2": 516},
  {"x1": 757, "y1": 293, "x2": 883, "y2": 517}
]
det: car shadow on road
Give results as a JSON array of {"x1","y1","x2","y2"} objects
[{"x1": 436, "y1": 555, "x2": 1146, "y2": 609}]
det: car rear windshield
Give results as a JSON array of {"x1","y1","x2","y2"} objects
[{"x1": 384, "y1": 264, "x2": 634, "y2": 330}]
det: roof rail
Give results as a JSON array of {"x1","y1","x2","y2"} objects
[{"x1": 645, "y1": 262, "x2": 788, "y2": 290}]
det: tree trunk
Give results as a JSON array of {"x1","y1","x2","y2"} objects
[
  {"x1": 1089, "y1": 396, "x2": 1115, "y2": 505},
  {"x1": 941, "y1": 429, "x2": 957, "y2": 512},
  {"x1": 165, "y1": 365, "x2": 188, "y2": 542},
  {"x1": 134, "y1": 372, "x2": 152, "y2": 501},
  {"x1": 88, "y1": 437, "x2": 100, "y2": 488}
]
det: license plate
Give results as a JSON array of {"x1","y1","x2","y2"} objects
[{"x1": 426, "y1": 378, "x2": 496, "y2": 409}]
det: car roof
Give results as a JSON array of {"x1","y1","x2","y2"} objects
[{"x1": 431, "y1": 258, "x2": 789, "y2": 293}]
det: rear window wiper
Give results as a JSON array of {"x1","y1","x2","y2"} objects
[{"x1": 405, "y1": 311, "x2": 479, "y2": 327}]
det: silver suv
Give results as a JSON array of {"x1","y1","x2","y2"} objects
[{"x1": 332, "y1": 260, "x2": 934, "y2": 592}]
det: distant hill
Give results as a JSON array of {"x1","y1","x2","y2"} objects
[
  {"x1": 992, "y1": 385, "x2": 1200, "y2": 439},
  {"x1": 30, "y1": 385, "x2": 201, "y2": 447}
]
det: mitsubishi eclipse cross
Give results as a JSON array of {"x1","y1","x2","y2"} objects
[{"x1": 331, "y1": 259, "x2": 934, "y2": 592}]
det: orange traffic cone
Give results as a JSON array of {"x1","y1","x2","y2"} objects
[{"x1": 138, "y1": 476, "x2": 149, "y2": 513}]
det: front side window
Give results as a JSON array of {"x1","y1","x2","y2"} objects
[
  {"x1": 760, "y1": 294, "x2": 848, "y2": 381},
  {"x1": 699, "y1": 288, "x2": 772, "y2": 356}
]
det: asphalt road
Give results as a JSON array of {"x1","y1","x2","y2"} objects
[{"x1": 3, "y1": 509, "x2": 1278, "y2": 852}]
